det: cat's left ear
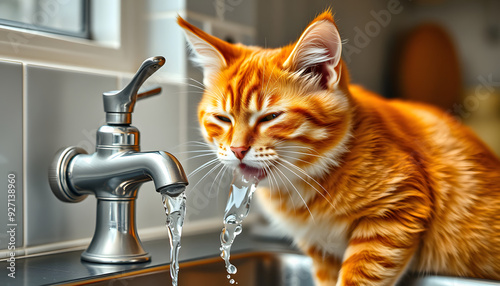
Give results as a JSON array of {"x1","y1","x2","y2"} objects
[
  {"x1": 177, "y1": 16, "x2": 240, "y2": 87},
  {"x1": 284, "y1": 11, "x2": 342, "y2": 90}
]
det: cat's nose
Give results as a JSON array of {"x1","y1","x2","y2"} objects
[{"x1": 230, "y1": 146, "x2": 250, "y2": 160}]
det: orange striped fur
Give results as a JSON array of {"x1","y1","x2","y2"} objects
[{"x1": 178, "y1": 11, "x2": 500, "y2": 285}]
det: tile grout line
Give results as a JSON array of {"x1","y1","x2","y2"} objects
[{"x1": 22, "y1": 62, "x2": 27, "y2": 255}]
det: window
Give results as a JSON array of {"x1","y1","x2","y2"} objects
[
  {"x1": 0, "y1": 0, "x2": 90, "y2": 39},
  {"x1": 0, "y1": 0, "x2": 140, "y2": 73}
]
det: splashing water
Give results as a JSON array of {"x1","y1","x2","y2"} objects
[
  {"x1": 220, "y1": 167, "x2": 260, "y2": 284},
  {"x1": 162, "y1": 192, "x2": 187, "y2": 286}
]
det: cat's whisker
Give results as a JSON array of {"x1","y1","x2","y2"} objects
[
  {"x1": 180, "y1": 78, "x2": 206, "y2": 92},
  {"x1": 273, "y1": 163, "x2": 316, "y2": 223},
  {"x1": 209, "y1": 163, "x2": 229, "y2": 198},
  {"x1": 187, "y1": 77, "x2": 206, "y2": 88},
  {"x1": 262, "y1": 161, "x2": 283, "y2": 209},
  {"x1": 266, "y1": 164, "x2": 280, "y2": 192},
  {"x1": 263, "y1": 162, "x2": 277, "y2": 199},
  {"x1": 276, "y1": 159, "x2": 332, "y2": 206},
  {"x1": 279, "y1": 154, "x2": 314, "y2": 165},
  {"x1": 185, "y1": 83, "x2": 206, "y2": 91},
  {"x1": 189, "y1": 161, "x2": 224, "y2": 193},
  {"x1": 260, "y1": 160, "x2": 277, "y2": 202},
  {"x1": 216, "y1": 165, "x2": 231, "y2": 201},
  {"x1": 183, "y1": 153, "x2": 217, "y2": 162},
  {"x1": 179, "y1": 78, "x2": 224, "y2": 103},
  {"x1": 177, "y1": 140, "x2": 212, "y2": 148},
  {"x1": 275, "y1": 144, "x2": 320, "y2": 153},
  {"x1": 184, "y1": 78, "x2": 227, "y2": 102},
  {"x1": 264, "y1": 162, "x2": 298, "y2": 213},
  {"x1": 178, "y1": 144, "x2": 216, "y2": 162},
  {"x1": 180, "y1": 149, "x2": 216, "y2": 154},
  {"x1": 187, "y1": 158, "x2": 220, "y2": 178},
  {"x1": 188, "y1": 143, "x2": 212, "y2": 148},
  {"x1": 276, "y1": 149, "x2": 325, "y2": 159},
  {"x1": 175, "y1": 90, "x2": 206, "y2": 96},
  {"x1": 278, "y1": 159, "x2": 336, "y2": 209}
]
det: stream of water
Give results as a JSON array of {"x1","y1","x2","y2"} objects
[
  {"x1": 162, "y1": 192, "x2": 187, "y2": 286},
  {"x1": 220, "y1": 167, "x2": 260, "y2": 284}
]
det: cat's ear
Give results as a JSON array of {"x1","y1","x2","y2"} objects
[
  {"x1": 284, "y1": 11, "x2": 342, "y2": 89},
  {"x1": 177, "y1": 16, "x2": 239, "y2": 86}
]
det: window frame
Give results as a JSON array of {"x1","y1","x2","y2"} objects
[
  {"x1": 0, "y1": 0, "x2": 141, "y2": 73},
  {"x1": 0, "y1": 0, "x2": 91, "y2": 40}
]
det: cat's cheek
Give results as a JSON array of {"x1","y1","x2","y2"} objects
[{"x1": 203, "y1": 122, "x2": 226, "y2": 139}]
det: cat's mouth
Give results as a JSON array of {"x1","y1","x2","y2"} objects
[{"x1": 238, "y1": 163, "x2": 266, "y2": 180}]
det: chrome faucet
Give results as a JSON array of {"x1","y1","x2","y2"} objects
[{"x1": 48, "y1": 56, "x2": 188, "y2": 264}]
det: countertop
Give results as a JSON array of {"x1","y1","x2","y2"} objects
[{"x1": 0, "y1": 230, "x2": 297, "y2": 286}]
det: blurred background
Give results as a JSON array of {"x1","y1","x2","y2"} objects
[{"x1": 0, "y1": 0, "x2": 499, "y2": 259}]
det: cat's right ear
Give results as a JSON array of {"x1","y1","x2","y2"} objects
[
  {"x1": 283, "y1": 11, "x2": 343, "y2": 90},
  {"x1": 177, "y1": 16, "x2": 238, "y2": 86}
]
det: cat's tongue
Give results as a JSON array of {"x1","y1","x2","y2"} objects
[{"x1": 238, "y1": 164, "x2": 266, "y2": 181}]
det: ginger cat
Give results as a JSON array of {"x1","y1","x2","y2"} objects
[{"x1": 178, "y1": 11, "x2": 500, "y2": 286}]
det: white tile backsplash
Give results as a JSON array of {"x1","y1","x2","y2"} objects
[{"x1": 0, "y1": 60, "x2": 23, "y2": 253}]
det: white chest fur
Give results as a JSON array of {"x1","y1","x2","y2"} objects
[{"x1": 255, "y1": 188, "x2": 349, "y2": 259}]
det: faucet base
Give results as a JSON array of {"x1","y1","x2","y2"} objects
[
  {"x1": 81, "y1": 251, "x2": 151, "y2": 264},
  {"x1": 82, "y1": 199, "x2": 151, "y2": 264}
]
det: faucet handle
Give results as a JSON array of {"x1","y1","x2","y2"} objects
[
  {"x1": 137, "y1": 86, "x2": 162, "y2": 101},
  {"x1": 103, "y1": 56, "x2": 166, "y2": 125}
]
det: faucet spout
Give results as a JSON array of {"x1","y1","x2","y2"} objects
[
  {"x1": 141, "y1": 151, "x2": 189, "y2": 194},
  {"x1": 64, "y1": 150, "x2": 188, "y2": 199}
]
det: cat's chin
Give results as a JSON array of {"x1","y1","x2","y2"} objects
[{"x1": 238, "y1": 163, "x2": 266, "y2": 181}]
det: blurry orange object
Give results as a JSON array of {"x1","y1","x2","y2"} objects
[{"x1": 397, "y1": 23, "x2": 462, "y2": 111}]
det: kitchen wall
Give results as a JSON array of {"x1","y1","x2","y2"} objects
[
  {"x1": 1, "y1": 0, "x2": 499, "y2": 259},
  {"x1": 0, "y1": 0, "x2": 257, "y2": 259}
]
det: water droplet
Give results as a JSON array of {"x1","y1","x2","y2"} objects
[
  {"x1": 227, "y1": 275, "x2": 231, "y2": 279},
  {"x1": 228, "y1": 264, "x2": 237, "y2": 274},
  {"x1": 230, "y1": 279, "x2": 235, "y2": 284},
  {"x1": 234, "y1": 225, "x2": 242, "y2": 235}
]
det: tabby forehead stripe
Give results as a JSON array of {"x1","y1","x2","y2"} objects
[
  {"x1": 228, "y1": 66, "x2": 263, "y2": 113},
  {"x1": 225, "y1": 83, "x2": 234, "y2": 112},
  {"x1": 243, "y1": 82, "x2": 261, "y2": 111}
]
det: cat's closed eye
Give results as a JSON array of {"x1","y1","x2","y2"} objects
[
  {"x1": 259, "y1": 112, "x2": 282, "y2": 123},
  {"x1": 215, "y1": 115, "x2": 231, "y2": 123}
]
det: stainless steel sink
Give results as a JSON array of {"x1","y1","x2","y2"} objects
[
  {"x1": 4, "y1": 231, "x2": 500, "y2": 286},
  {"x1": 83, "y1": 251, "x2": 315, "y2": 286}
]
